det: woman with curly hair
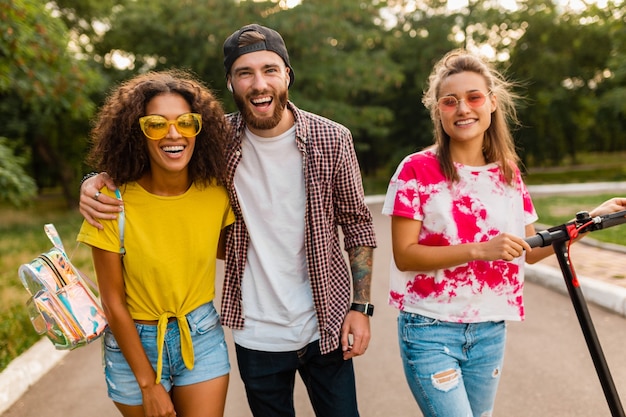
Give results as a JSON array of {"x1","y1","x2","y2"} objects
[
  {"x1": 382, "y1": 49, "x2": 626, "y2": 416},
  {"x1": 77, "y1": 69, "x2": 234, "y2": 417}
]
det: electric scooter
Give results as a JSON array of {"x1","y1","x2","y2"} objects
[{"x1": 526, "y1": 209, "x2": 626, "y2": 417}]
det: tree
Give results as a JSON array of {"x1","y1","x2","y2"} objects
[
  {"x1": 4, "y1": 0, "x2": 626, "y2": 201},
  {"x1": 0, "y1": 0, "x2": 103, "y2": 206},
  {"x1": 586, "y1": 2, "x2": 626, "y2": 154},
  {"x1": 263, "y1": 0, "x2": 404, "y2": 175},
  {"x1": 378, "y1": 0, "x2": 460, "y2": 174},
  {"x1": 87, "y1": 0, "x2": 404, "y2": 175},
  {"x1": 508, "y1": 0, "x2": 612, "y2": 166}
]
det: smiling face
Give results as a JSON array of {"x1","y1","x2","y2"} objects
[
  {"x1": 143, "y1": 93, "x2": 195, "y2": 179},
  {"x1": 438, "y1": 71, "x2": 496, "y2": 148},
  {"x1": 229, "y1": 50, "x2": 291, "y2": 137}
]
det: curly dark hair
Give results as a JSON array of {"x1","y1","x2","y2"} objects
[{"x1": 87, "y1": 69, "x2": 230, "y2": 186}]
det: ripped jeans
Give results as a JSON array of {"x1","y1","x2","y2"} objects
[{"x1": 398, "y1": 312, "x2": 506, "y2": 417}]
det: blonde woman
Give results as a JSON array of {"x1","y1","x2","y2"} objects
[{"x1": 383, "y1": 49, "x2": 626, "y2": 416}]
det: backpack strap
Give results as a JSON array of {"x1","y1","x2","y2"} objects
[
  {"x1": 114, "y1": 189, "x2": 126, "y2": 258},
  {"x1": 44, "y1": 224, "x2": 64, "y2": 252}
]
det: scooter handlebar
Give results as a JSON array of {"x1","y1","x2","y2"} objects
[
  {"x1": 525, "y1": 229, "x2": 567, "y2": 248},
  {"x1": 525, "y1": 233, "x2": 548, "y2": 249},
  {"x1": 595, "y1": 209, "x2": 626, "y2": 230},
  {"x1": 525, "y1": 209, "x2": 626, "y2": 248}
]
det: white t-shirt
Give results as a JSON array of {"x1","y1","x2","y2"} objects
[
  {"x1": 382, "y1": 148, "x2": 538, "y2": 322},
  {"x1": 232, "y1": 126, "x2": 319, "y2": 351}
]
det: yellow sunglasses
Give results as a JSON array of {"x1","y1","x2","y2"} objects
[{"x1": 139, "y1": 113, "x2": 202, "y2": 140}]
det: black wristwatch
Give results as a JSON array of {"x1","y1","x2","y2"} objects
[{"x1": 350, "y1": 302, "x2": 374, "y2": 317}]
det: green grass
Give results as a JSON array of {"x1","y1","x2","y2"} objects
[{"x1": 524, "y1": 165, "x2": 626, "y2": 185}]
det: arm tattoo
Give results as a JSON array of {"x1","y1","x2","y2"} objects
[{"x1": 347, "y1": 246, "x2": 373, "y2": 303}]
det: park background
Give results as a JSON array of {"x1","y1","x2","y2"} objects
[{"x1": 2, "y1": 0, "x2": 626, "y2": 375}]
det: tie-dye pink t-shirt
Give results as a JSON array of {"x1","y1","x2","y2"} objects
[{"x1": 382, "y1": 148, "x2": 537, "y2": 322}]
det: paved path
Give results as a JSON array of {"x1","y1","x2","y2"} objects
[{"x1": 3, "y1": 194, "x2": 626, "y2": 416}]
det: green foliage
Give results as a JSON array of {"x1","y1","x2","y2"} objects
[
  {"x1": 87, "y1": 0, "x2": 404, "y2": 174},
  {"x1": 376, "y1": 2, "x2": 460, "y2": 172},
  {"x1": 0, "y1": 137, "x2": 37, "y2": 206},
  {"x1": 0, "y1": 0, "x2": 97, "y2": 115},
  {"x1": 3, "y1": 0, "x2": 626, "y2": 198},
  {"x1": 49, "y1": 0, "x2": 120, "y2": 40},
  {"x1": 1, "y1": 0, "x2": 105, "y2": 207},
  {"x1": 509, "y1": 0, "x2": 614, "y2": 166},
  {"x1": 89, "y1": 0, "x2": 241, "y2": 87},
  {"x1": 272, "y1": 0, "x2": 403, "y2": 143}
]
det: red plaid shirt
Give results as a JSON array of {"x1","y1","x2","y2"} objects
[{"x1": 221, "y1": 101, "x2": 377, "y2": 354}]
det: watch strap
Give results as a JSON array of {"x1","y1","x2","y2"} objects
[{"x1": 350, "y1": 302, "x2": 374, "y2": 317}]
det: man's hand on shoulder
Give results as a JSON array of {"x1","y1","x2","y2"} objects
[{"x1": 79, "y1": 172, "x2": 122, "y2": 229}]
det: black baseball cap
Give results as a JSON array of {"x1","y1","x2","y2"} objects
[{"x1": 223, "y1": 24, "x2": 295, "y2": 88}]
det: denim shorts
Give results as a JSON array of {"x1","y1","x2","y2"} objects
[{"x1": 102, "y1": 301, "x2": 230, "y2": 405}]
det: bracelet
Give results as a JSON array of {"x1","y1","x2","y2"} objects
[{"x1": 80, "y1": 171, "x2": 98, "y2": 186}]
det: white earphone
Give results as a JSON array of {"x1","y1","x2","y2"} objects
[{"x1": 227, "y1": 83, "x2": 233, "y2": 93}]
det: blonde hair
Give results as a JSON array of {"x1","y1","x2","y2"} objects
[{"x1": 422, "y1": 49, "x2": 521, "y2": 184}]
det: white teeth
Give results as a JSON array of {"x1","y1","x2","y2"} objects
[
  {"x1": 162, "y1": 145, "x2": 184, "y2": 153},
  {"x1": 252, "y1": 97, "x2": 271, "y2": 104},
  {"x1": 456, "y1": 119, "x2": 475, "y2": 126}
]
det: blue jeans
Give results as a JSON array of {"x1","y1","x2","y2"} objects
[
  {"x1": 398, "y1": 311, "x2": 506, "y2": 417},
  {"x1": 235, "y1": 340, "x2": 359, "y2": 417}
]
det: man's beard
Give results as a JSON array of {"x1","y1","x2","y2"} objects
[{"x1": 234, "y1": 88, "x2": 289, "y2": 130}]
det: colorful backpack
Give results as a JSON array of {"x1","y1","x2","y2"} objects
[{"x1": 18, "y1": 224, "x2": 108, "y2": 350}]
